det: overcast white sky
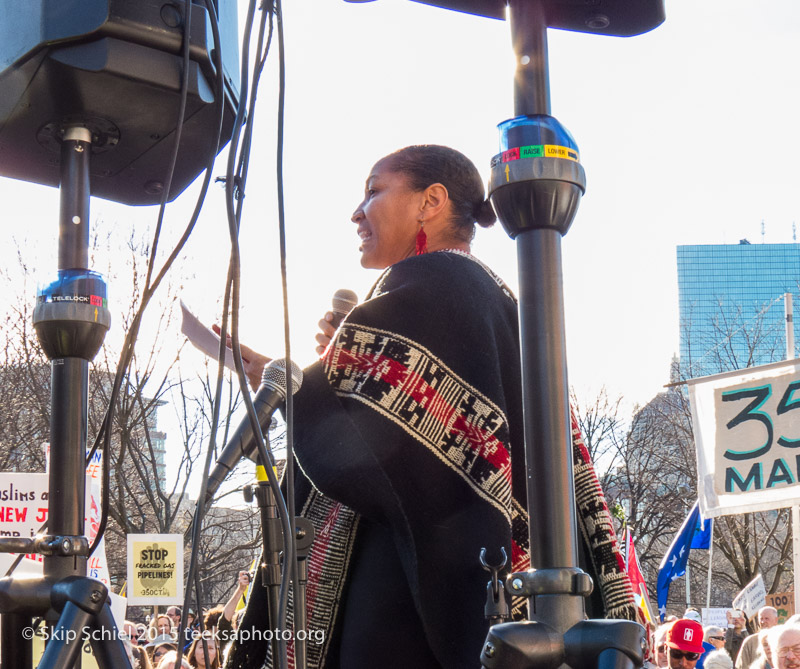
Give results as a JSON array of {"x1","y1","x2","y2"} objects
[{"x1": 3, "y1": 0, "x2": 800, "y2": 428}]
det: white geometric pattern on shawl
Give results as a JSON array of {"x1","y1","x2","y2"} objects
[{"x1": 323, "y1": 323, "x2": 514, "y2": 522}]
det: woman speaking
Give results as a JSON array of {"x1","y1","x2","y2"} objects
[{"x1": 227, "y1": 145, "x2": 529, "y2": 668}]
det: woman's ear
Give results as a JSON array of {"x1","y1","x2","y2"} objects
[{"x1": 420, "y1": 182, "x2": 449, "y2": 219}]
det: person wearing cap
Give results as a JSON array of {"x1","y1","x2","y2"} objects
[
  {"x1": 685, "y1": 609, "x2": 703, "y2": 623},
  {"x1": 666, "y1": 619, "x2": 706, "y2": 668},
  {"x1": 183, "y1": 608, "x2": 198, "y2": 649}
]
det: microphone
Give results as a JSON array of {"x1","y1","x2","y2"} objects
[
  {"x1": 330, "y1": 289, "x2": 358, "y2": 328},
  {"x1": 205, "y1": 358, "x2": 303, "y2": 503}
]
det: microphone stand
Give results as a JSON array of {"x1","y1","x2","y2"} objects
[
  {"x1": 0, "y1": 124, "x2": 131, "y2": 668},
  {"x1": 291, "y1": 516, "x2": 314, "y2": 669},
  {"x1": 250, "y1": 464, "x2": 284, "y2": 667},
  {"x1": 246, "y1": 454, "x2": 315, "y2": 669},
  {"x1": 480, "y1": 2, "x2": 645, "y2": 667}
]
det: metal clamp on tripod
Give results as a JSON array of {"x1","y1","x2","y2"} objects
[
  {"x1": 0, "y1": 125, "x2": 130, "y2": 669},
  {"x1": 481, "y1": 567, "x2": 644, "y2": 667},
  {"x1": 0, "y1": 536, "x2": 90, "y2": 558}
]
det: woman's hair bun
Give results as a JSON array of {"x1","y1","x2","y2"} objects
[{"x1": 474, "y1": 199, "x2": 497, "y2": 228}]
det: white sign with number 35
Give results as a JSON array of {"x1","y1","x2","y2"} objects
[{"x1": 690, "y1": 358, "x2": 800, "y2": 518}]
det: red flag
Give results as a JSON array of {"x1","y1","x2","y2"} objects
[{"x1": 623, "y1": 526, "x2": 655, "y2": 624}]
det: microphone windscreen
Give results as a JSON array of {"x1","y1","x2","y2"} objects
[
  {"x1": 331, "y1": 289, "x2": 358, "y2": 317},
  {"x1": 261, "y1": 358, "x2": 303, "y2": 397}
]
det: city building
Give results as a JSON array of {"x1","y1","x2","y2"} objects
[{"x1": 677, "y1": 241, "x2": 800, "y2": 378}]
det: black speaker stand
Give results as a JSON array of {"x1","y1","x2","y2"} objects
[{"x1": 0, "y1": 125, "x2": 130, "y2": 669}]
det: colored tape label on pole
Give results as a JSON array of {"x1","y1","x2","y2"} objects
[
  {"x1": 37, "y1": 294, "x2": 108, "y2": 307},
  {"x1": 501, "y1": 145, "x2": 579, "y2": 163}
]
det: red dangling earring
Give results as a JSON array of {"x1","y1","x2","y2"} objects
[{"x1": 415, "y1": 223, "x2": 428, "y2": 255}]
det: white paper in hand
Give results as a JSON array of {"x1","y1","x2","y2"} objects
[{"x1": 179, "y1": 301, "x2": 255, "y2": 377}]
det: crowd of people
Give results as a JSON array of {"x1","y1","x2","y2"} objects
[
  {"x1": 650, "y1": 605, "x2": 800, "y2": 669},
  {"x1": 122, "y1": 571, "x2": 251, "y2": 669}
]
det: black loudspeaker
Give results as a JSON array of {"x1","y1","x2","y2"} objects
[
  {"x1": 348, "y1": 0, "x2": 665, "y2": 37},
  {"x1": 0, "y1": 0, "x2": 240, "y2": 206}
]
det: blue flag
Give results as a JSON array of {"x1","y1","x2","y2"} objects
[
  {"x1": 657, "y1": 501, "x2": 713, "y2": 621},
  {"x1": 691, "y1": 510, "x2": 713, "y2": 550}
]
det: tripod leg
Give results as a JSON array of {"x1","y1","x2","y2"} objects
[
  {"x1": 1, "y1": 613, "x2": 33, "y2": 669},
  {"x1": 37, "y1": 600, "x2": 92, "y2": 668},
  {"x1": 88, "y1": 602, "x2": 133, "y2": 668}
]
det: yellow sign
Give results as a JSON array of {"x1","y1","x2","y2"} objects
[{"x1": 127, "y1": 533, "x2": 183, "y2": 605}]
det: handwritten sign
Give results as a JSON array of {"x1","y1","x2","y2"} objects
[
  {"x1": 0, "y1": 473, "x2": 50, "y2": 576},
  {"x1": 701, "y1": 607, "x2": 729, "y2": 627},
  {"x1": 0, "y1": 447, "x2": 111, "y2": 583},
  {"x1": 690, "y1": 359, "x2": 800, "y2": 517},
  {"x1": 126, "y1": 533, "x2": 183, "y2": 605},
  {"x1": 733, "y1": 574, "x2": 767, "y2": 618}
]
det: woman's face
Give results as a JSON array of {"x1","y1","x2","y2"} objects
[
  {"x1": 196, "y1": 640, "x2": 217, "y2": 666},
  {"x1": 352, "y1": 159, "x2": 422, "y2": 269},
  {"x1": 152, "y1": 645, "x2": 173, "y2": 665}
]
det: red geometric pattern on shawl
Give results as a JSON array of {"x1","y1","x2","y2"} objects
[
  {"x1": 322, "y1": 322, "x2": 530, "y2": 608},
  {"x1": 324, "y1": 324, "x2": 513, "y2": 514},
  {"x1": 571, "y1": 408, "x2": 638, "y2": 622},
  {"x1": 275, "y1": 492, "x2": 359, "y2": 669}
]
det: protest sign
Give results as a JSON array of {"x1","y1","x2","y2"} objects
[
  {"x1": 127, "y1": 533, "x2": 183, "y2": 605},
  {"x1": 733, "y1": 574, "x2": 767, "y2": 618},
  {"x1": 690, "y1": 359, "x2": 800, "y2": 517},
  {"x1": 0, "y1": 466, "x2": 111, "y2": 582},
  {"x1": 0, "y1": 472, "x2": 49, "y2": 575},
  {"x1": 701, "y1": 607, "x2": 728, "y2": 627},
  {"x1": 766, "y1": 591, "x2": 796, "y2": 622}
]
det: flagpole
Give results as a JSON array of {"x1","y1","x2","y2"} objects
[
  {"x1": 684, "y1": 495, "x2": 691, "y2": 610},
  {"x1": 686, "y1": 563, "x2": 690, "y2": 610},
  {"x1": 706, "y1": 520, "x2": 714, "y2": 609},
  {"x1": 784, "y1": 293, "x2": 800, "y2": 613}
]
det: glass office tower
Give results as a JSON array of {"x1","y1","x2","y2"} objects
[{"x1": 677, "y1": 241, "x2": 800, "y2": 379}]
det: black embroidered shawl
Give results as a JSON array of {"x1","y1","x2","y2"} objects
[{"x1": 225, "y1": 251, "x2": 636, "y2": 669}]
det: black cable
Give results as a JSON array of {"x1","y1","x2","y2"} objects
[
  {"x1": 273, "y1": 0, "x2": 301, "y2": 645},
  {"x1": 87, "y1": 0, "x2": 225, "y2": 559},
  {"x1": 178, "y1": 0, "x2": 258, "y2": 641},
  {"x1": 218, "y1": 1, "x2": 294, "y2": 665},
  {"x1": 88, "y1": 0, "x2": 194, "y2": 558},
  {"x1": 173, "y1": 3, "x2": 290, "y2": 668},
  {"x1": 175, "y1": 1, "x2": 230, "y2": 663},
  {"x1": 183, "y1": 2, "x2": 296, "y2": 667},
  {"x1": 234, "y1": 8, "x2": 274, "y2": 209}
]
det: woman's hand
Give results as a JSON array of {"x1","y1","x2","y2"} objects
[
  {"x1": 315, "y1": 312, "x2": 337, "y2": 356},
  {"x1": 211, "y1": 324, "x2": 271, "y2": 391},
  {"x1": 236, "y1": 570, "x2": 251, "y2": 592}
]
